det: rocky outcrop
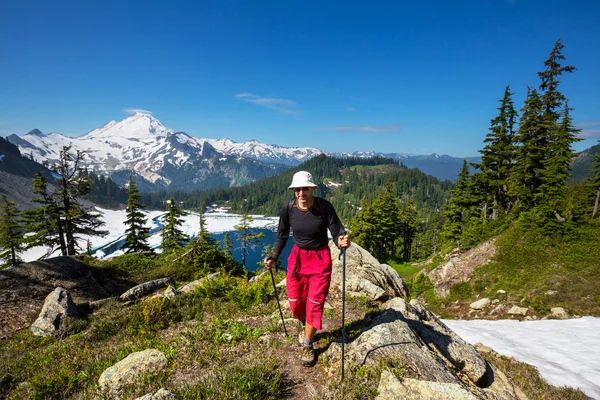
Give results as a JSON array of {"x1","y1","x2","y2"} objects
[
  {"x1": 120, "y1": 278, "x2": 174, "y2": 302},
  {"x1": 98, "y1": 349, "x2": 167, "y2": 397},
  {"x1": 0, "y1": 256, "x2": 127, "y2": 339},
  {"x1": 30, "y1": 287, "x2": 79, "y2": 337},
  {"x1": 329, "y1": 242, "x2": 409, "y2": 300},
  {"x1": 428, "y1": 239, "x2": 497, "y2": 297}
]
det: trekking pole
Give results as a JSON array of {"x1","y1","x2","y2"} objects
[
  {"x1": 269, "y1": 263, "x2": 288, "y2": 337},
  {"x1": 341, "y1": 246, "x2": 347, "y2": 381}
]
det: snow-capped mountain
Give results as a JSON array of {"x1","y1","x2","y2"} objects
[
  {"x1": 206, "y1": 138, "x2": 321, "y2": 166},
  {"x1": 6, "y1": 112, "x2": 296, "y2": 190}
]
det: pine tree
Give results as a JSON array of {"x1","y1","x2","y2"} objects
[
  {"x1": 55, "y1": 146, "x2": 107, "y2": 255},
  {"x1": 475, "y1": 86, "x2": 518, "y2": 219},
  {"x1": 234, "y1": 213, "x2": 265, "y2": 269},
  {"x1": 349, "y1": 182, "x2": 401, "y2": 260},
  {"x1": 21, "y1": 172, "x2": 67, "y2": 256},
  {"x1": 122, "y1": 176, "x2": 152, "y2": 253},
  {"x1": 534, "y1": 39, "x2": 577, "y2": 220},
  {"x1": 536, "y1": 103, "x2": 581, "y2": 220},
  {"x1": 442, "y1": 160, "x2": 473, "y2": 243},
  {"x1": 399, "y1": 199, "x2": 417, "y2": 261},
  {"x1": 161, "y1": 197, "x2": 188, "y2": 252},
  {"x1": 509, "y1": 88, "x2": 544, "y2": 211},
  {"x1": 590, "y1": 145, "x2": 600, "y2": 219},
  {"x1": 0, "y1": 196, "x2": 23, "y2": 267},
  {"x1": 223, "y1": 231, "x2": 233, "y2": 258}
]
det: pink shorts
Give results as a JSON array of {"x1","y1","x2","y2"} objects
[{"x1": 286, "y1": 244, "x2": 332, "y2": 330}]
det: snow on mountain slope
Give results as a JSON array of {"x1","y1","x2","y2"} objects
[{"x1": 206, "y1": 138, "x2": 322, "y2": 165}]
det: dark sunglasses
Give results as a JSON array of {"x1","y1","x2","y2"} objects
[{"x1": 294, "y1": 187, "x2": 311, "y2": 192}]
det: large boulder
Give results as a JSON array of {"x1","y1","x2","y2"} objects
[
  {"x1": 428, "y1": 239, "x2": 496, "y2": 297},
  {"x1": 385, "y1": 297, "x2": 488, "y2": 385},
  {"x1": 329, "y1": 242, "x2": 409, "y2": 300},
  {"x1": 98, "y1": 349, "x2": 167, "y2": 397},
  {"x1": 30, "y1": 287, "x2": 79, "y2": 337},
  {"x1": 120, "y1": 278, "x2": 174, "y2": 302}
]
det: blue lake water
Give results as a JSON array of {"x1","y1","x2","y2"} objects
[
  {"x1": 212, "y1": 229, "x2": 295, "y2": 272},
  {"x1": 95, "y1": 226, "x2": 294, "y2": 272}
]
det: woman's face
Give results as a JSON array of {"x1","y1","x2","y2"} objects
[{"x1": 294, "y1": 186, "x2": 314, "y2": 202}]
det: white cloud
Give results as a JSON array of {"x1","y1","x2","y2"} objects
[
  {"x1": 123, "y1": 108, "x2": 153, "y2": 115},
  {"x1": 235, "y1": 93, "x2": 300, "y2": 115},
  {"x1": 315, "y1": 124, "x2": 401, "y2": 133},
  {"x1": 576, "y1": 121, "x2": 600, "y2": 139}
]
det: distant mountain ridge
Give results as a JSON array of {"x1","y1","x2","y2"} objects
[{"x1": 7, "y1": 113, "x2": 480, "y2": 188}]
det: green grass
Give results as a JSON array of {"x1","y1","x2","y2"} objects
[
  {"x1": 469, "y1": 220, "x2": 600, "y2": 316},
  {"x1": 483, "y1": 353, "x2": 588, "y2": 400}
]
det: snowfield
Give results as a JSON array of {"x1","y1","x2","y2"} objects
[{"x1": 444, "y1": 318, "x2": 600, "y2": 399}]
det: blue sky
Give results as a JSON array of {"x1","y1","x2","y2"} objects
[{"x1": 1, "y1": 0, "x2": 599, "y2": 157}]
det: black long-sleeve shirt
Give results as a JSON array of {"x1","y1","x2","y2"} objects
[{"x1": 272, "y1": 197, "x2": 345, "y2": 260}]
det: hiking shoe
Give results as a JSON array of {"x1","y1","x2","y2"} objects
[{"x1": 300, "y1": 344, "x2": 315, "y2": 367}]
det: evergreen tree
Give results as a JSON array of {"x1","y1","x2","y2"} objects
[
  {"x1": 590, "y1": 145, "x2": 600, "y2": 219},
  {"x1": 122, "y1": 176, "x2": 152, "y2": 253},
  {"x1": 442, "y1": 160, "x2": 472, "y2": 243},
  {"x1": 509, "y1": 88, "x2": 544, "y2": 211},
  {"x1": 21, "y1": 172, "x2": 67, "y2": 256},
  {"x1": 398, "y1": 199, "x2": 417, "y2": 261},
  {"x1": 223, "y1": 231, "x2": 233, "y2": 258},
  {"x1": 0, "y1": 196, "x2": 23, "y2": 267},
  {"x1": 534, "y1": 39, "x2": 577, "y2": 220},
  {"x1": 475, "y1": 86, "x2": 518, "y2": 219},
  {"x1": 536, "y1": 103, "x2": 581, "y2": 220},
  {"x1": 55, "y1": 146, "x2": 107, "y2": 255},
  {"x1": 161, "y1": 197, "x2": 188, "y2": 252},
  {"x1": 350, "y1": 182, "x2": 401, "y2": 260},
  {"x1": 234, "y1": 213, "x2": 265, "y2": 269},
  {"x1": 198, "y1": 209, "x2": 211, "y2": 244}
]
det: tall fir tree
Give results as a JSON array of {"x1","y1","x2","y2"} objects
[
  {"x1": 223, "y1": 231, "x2": 233, "y2": 258},
  {"x1": 534, "y1": 39, "x2": 577, "y2": 220},
  {"x1": 536, "y1": 103, "x2": 581, "y2": 220},
  {"x1": 21, "y1": 172, "x2": 67, "y2": 256},
  {"x1": 122, "y1": 176, "x2": 152, "y2": 253},
  {"x1": 442, "y1": 160, "x2": 473, "y2": 244},
  {"x1": 509, "y1": 88, "x2": 544, "y2": 211},
  {"x1": 161, "y1": 197, "x2": 188, "y2": 252},
  {"x1": 234, "y1": 213, "x2": 264, "y2": 269},
  {"x1": 475, "y1": 86, "x2": 518, "y2": 219},
  {"x1": 0, "y1": 196, "x2": 23, "y2": 267},
  {"x1": 55, "y1": 146, "x2": 107, "y2": 255}
]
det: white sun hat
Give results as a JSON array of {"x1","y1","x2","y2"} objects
[{"x1": 288, "y1": 171, "x2": 318, "y2": 189}]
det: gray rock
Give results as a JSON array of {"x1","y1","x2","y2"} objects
[
  {"x1": 343, "y1": 308, "x2": 461, "y2": 384},
  {"x1": 428, "y1": 240, "x2": 496, "y2": 297},
  {"x1": 401, "y1": 299, "x2": 488, "y2": 385},
  {"x1": 178, "y1": 272, "x2": 219, "y2": 294},
  {"x1": 347, "y1": 277, "x2": 386, "y2": 300},
  {"x1": 330, "y1": 242, "x2": 409, "y2": 299},
  {"x1": 496, "y1": 290, "x2": 506, "y2": 294},
  {"x1": 470, "y1": 298, "x2": 491, "y2": 310},
  {"x1": 120, "y1": 278, "x2": 174, "y2": 302},
  {"x1": 276, "y1": 278, "x2": 286, "y2": 288},
  {"x1": 375, "y1": 370, "x2": 478, "y2": 400},
  {"x1": 98, "y1": 349, "x2": 167, "y2": 396},
  {"x1": 30, "y1": 287, "x2": 79, "y2": 336},
  {"x1": 249, "y1": 270, "x2": 268, "y2": 284},
  {"x1": 550, "y1": 307, "x2": 569, "y2": 319},
  {"x1": 489, "y1": 304, "x2": 507, "y2": 316},
  {"x1": 135, "y1": 388, "x2": 177, "y2": 400},
  {"x1": 507, "y1": 306, "x2": 528, "y2": 316}
]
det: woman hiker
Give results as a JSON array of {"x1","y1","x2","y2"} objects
[{"x1": 264, "y1": 170, "x2": 350, "y2": 367}]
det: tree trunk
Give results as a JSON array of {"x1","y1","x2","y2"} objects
[
  {"x1": 592, "y1": 189, "x2": 600, "y2": 219},
  {"x1": 56, "y1": 216, "x2": 67, "y2": 256}
]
